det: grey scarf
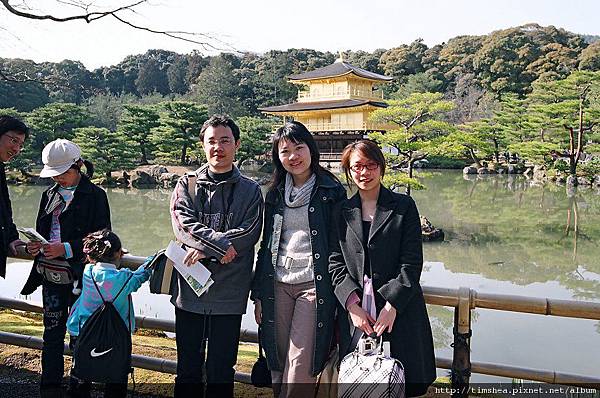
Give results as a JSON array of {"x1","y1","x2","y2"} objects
[{"x1": 284, "y1": 173, "x2": 316, "y2": 208}]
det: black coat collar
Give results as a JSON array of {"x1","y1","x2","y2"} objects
[
  {"x1": 267, "y1": 172, "x2": 340, "y2": 204},
  {"x1": 342, "y1": 185, "x2": 397, "y2": 245},
  {"x1": 44, "y1": 175, "x2": 94, "y2": 215}
]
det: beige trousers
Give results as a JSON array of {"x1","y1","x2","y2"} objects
[{"x1": 271, "y1": 280, "x2": 317, "y2": 398}]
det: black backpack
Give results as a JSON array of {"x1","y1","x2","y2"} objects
[{"x1": 72, "y1": 272, "x2": 134, "y2": 383}]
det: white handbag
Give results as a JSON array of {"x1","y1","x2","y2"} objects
[{"x1": 338, "y1": 334, "x2": 405, "y2": 398}]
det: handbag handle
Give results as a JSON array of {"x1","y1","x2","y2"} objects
[{"x1": 352, "y1": 331, "x2": 386, "y2": 355}]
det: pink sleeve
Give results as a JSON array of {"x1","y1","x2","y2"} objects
[{"x1": 345, "y1": 291, "x2": 360, "y2": 310}]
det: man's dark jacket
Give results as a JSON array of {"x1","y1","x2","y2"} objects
[
  {"x1": 21, "y1": 175, "x2": 111, "y2": 295},
  {"x1": 0, "y1": 163, "x2": 19, "y2": 278}
]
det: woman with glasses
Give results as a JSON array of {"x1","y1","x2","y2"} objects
[
  {"x1": 328, "y1": 140, "x2": 436, "y2": 397},
  {"x1": 22, "y1": 139, "x2": 111, "y2": 398}
]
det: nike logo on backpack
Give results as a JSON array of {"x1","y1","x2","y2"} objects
[{"x1": 90, "y1": 347, "x2": 113, "y2": 357}]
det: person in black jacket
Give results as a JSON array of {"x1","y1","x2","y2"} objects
[
  {"x1": 0, "y1": 115, "x2": 29, "y2": 279},
  {"x1": 251, "y1": 122, "x2": 346, "y2": 398},
  {"x1": 22, "y1": 139, "x2": 111, "y2": 398},
  {"x1": 329, "y1": 140, "x2": 436, "y2": 397}
]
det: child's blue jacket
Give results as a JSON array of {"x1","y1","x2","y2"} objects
[{"x1": 67, "y1": 260, "x2": 151, "y2": 336}]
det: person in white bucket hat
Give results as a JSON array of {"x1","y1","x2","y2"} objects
[
  {"x1": 22, "y1": 138, "x2": 112, "y2": 398},
  {"x1": 39, "y1": 139, "x2": 83, "y2": 178}
]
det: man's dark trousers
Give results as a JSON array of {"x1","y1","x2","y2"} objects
[{"x1": 174, "y1": 307, "x2": 243, "y2": 398}]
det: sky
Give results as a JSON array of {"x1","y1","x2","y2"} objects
[{"x1": 0, "y1": 0, "x2": 599, "y2": 70}]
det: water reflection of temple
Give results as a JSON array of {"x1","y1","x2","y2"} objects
[{"x1": 259, "y1": 54, "x2": 392, "y2": 161}]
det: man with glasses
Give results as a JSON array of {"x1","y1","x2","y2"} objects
[
  {"x1": 0, "y1": 115, "x2": 29, "y2": 279},
  {"x1": 169, "y1": 114, "x2": 263, "y2": 398}
]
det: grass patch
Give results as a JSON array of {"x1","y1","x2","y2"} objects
[
  {"x1": 0, "y1": 310, "x2": 449, "y2": 397},
  {"x1": 0, "y1": 309, "x2": 267, "y2": 397}
]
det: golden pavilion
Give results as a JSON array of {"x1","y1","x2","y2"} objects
[{"x1": 259, "y1": 54, "x2": 393, "y2": 161}]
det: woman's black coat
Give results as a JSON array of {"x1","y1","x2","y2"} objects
[
  {"x1": 328, "y1": 185, "x2": 436, "y2": 391},
  {"x1": 21, "y1": 175, "x2": 111, "y2": 295},
  {"x1": 251, "y1": 173, "x2": 346, "y2": 376}
]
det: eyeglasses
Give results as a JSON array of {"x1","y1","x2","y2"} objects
[
  {"x1": 3, "y1": 134, "x2": 25, "y2": 150},
  {"x1": 350, "y1": 163, "x2": 379, "y2": 172}
]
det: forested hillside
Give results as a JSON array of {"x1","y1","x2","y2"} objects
[
  {"x1": 2, "y1": 23, "x2": 599, "y2": 115},
  {"x1": 2, "y1": 23, "x2": 599, "y2": 184}
]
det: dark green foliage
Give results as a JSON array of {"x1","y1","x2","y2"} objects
[
  {"x1": 151, "y1": 101, "x2": 208, "y2": 164},
  {"x1": 167, "y1": 56, "x2": 189, "y2": 95},
  {"x1": 1, "y1": 23, "x2": 599, "y2": 177},
  {"x1": 42, "y1": 60, "x2": 97, "y2": 104},
  {"x1": 236, "y1": 116, "x2": 274, "y2": 164},
  {"x1": 0, "y1": 80, "x2": 50, "y2": 112},
  {"x1": 24, "y1": 103, "x2": 90, "y2": 162},
  {"x1": 118, "y1": 104, "x2": 161, "y2": 164},
  {"x1": 73, "y1": 127, "x2": 137, "y2": 180},
  {"x1": 0, "y1": 58, "x2": 51, "y2": 111},
  {"x1": 422, "y1": 155, "x2": 469, "y2": 169},
  {"x1": 192, "y1": 54, "x2": 246, "y2": 117},
  {"x1": 4, "y1": 24, "x2": 599, "y2": 111},
  {"x1": 472, "y1": 24, "x2": 585, "y2": 94},
  {"x1": 579, "y1": 41, "x2": 600, "y2": 71},
  {"x1": 135, "y1": 58, "x2": 169, "y2": 95},
  {"x1": 346, "y1": 49, "x2": 386, "y2": 74},
  {"x1": 379, "y1": 39, "x2": 428, "y2": 92},
  {"x1": 393, "y1": 72, "x2": 444, "y2": 99}
]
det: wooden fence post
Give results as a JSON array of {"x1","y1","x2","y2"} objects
[{"x1": 451, "y1": 287, "x2": 472, "y2": 398}]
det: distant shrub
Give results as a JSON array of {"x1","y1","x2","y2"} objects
[
  {"x1": 422, "y1": 156, "x2": 469, "y2": 169},
  {"x1": 552, "y1": 159, "x2": 569, "y2": 173},
  {"x1": 578, "y1": 159, "x2": 600, "y2": 179}
]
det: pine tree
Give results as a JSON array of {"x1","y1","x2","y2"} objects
[
  {"x1": 118, "y1": 104, "x2": 160, "y2": 164},
  {"x1": 369, "y1": 92, "x2": 455, "y2": 194},
  {"x1": 73, "y1": 127, "x2": 137, "y2": 180},
  {"x1": 151, "y1": 101, "x2": 208, "y2": 164},
  {"x1": 526, "y1": 71, "x2": 600, "y2": 178}
]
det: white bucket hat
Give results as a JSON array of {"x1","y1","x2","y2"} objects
[{"x1": 39, "y1": 139, "x2": 82, "y2": 178}]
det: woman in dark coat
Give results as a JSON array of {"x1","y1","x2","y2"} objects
[
  {"x1": 251, "y1": 122, "x2": 346, "y2": 397},
  {"x1": 22, "y1": 139, "x2": 111, "y2": 398},
  {"x1": 328, "y1": 140, "x2": 436, "y2": 397}
]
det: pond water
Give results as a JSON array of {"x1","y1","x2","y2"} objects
[{"x1": 3, "y1": 170, "x2": 600, "y2": 380}]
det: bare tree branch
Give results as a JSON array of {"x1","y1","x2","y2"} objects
[
  {"x1": 0, "y1": 0, "x2": 238, "y2": 52},
  {"x1": 110, "y1": 13, "x2": 235, "y2": 52},
  {"x1": 1, "y1": 0, "x2": 146, "y2": 23}
]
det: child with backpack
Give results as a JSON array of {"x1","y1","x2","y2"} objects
[{"x1": 67, "y1": 229, "x2": 153, "y2": 398}]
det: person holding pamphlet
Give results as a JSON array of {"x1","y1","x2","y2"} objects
[
  {"x1": 0, "y1": 115, "x2": 29, "y2": 279},
  {"x1": 169, "y1": 115, "x2": 263, "y2": 398},
  {"x1": 21, "y1": 139, "x2": 111, "y2": 398}
]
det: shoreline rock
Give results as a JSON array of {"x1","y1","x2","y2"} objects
[{"x1": 421, "y1": 216, "x2": 444, "y2": 242}]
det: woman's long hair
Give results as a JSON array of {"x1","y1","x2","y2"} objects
[{"x1": 269, "y1": 121, "x2": 339, "y2": 192}]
